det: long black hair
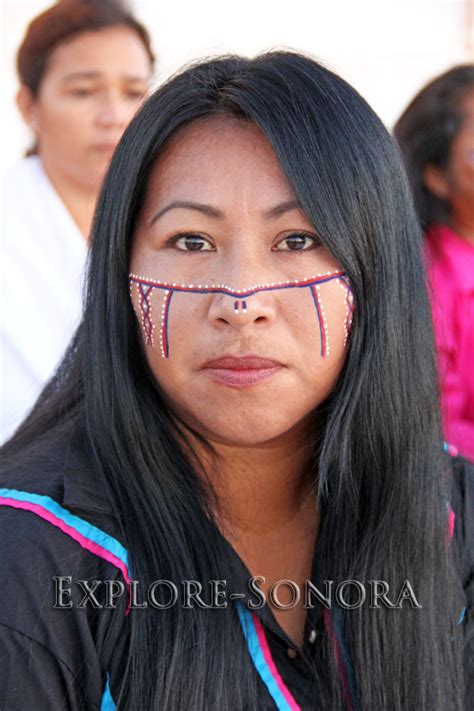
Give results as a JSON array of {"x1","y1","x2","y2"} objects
[
  {"x1": 394, "y1": 64, "x2": 474, "y2": 228},
  {"x1": 3, "y1": 52, "x2": 465, "y2": 709}
]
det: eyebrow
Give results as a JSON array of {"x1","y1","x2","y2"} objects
[
  {"x1": 149, "y1": 199, "x2": 302, "y2": 226},
  {"x1": 264, "y1": 199, "x2": 301, "y2": 218},
  {"x1": 60, "y1": 71, "x2": 149, "y2": 83}
]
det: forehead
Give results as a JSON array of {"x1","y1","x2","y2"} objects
[
  {"x1": 44, "y1": 26, "x2": 151, "y2": 80},
  {"x1": 141, "y1": 117, "x2": 296, "y2": 212}
]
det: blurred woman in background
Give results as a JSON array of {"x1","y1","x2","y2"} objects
[
  {"x1": 394, "y1": 66, "x2": 474, "y2": 462},
  {"x1": 1, "y1": 0, "x2": 154, "y2": 443}
]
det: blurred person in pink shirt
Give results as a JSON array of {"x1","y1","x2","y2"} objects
[{"x1": 395, "y1": 66, "x2": 474, "y2": 461}]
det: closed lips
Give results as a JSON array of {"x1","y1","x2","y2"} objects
[
  {"x1": 200, "y1": 355, "x2": 285, "y2": 388},
  {"x1": 201, "y1": 355, "x2": 283, "y2": 370}
]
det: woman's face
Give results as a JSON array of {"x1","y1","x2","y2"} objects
[
  {"x1": 19, "y1": 26, "x2": 151, "y2": 191},
  {"x1": 130, "y1": 118, "x2": 352, "y2": 447},
  {"x1": 446, "y1": 89, "x2": 474, "y2": 229}
]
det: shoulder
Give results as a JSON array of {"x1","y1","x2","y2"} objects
[
  {"x1": 2, "y1": 156, "x2": 42, "y2": 184},
  {"x1": 426, "y1": 224, "x2": 474, "y2": 289},
  {"x1": 0, "y1": 421, "x2": 129, "y2": 580},
  {"x1": 2, "y1": 156, "x2": 44, "y2": 213},
  {"x1": 1, "y1": 420, "x2": 118, "y2": 519},
  {"x1": 0, "y1": 423, "x2": 130, "y2": 703},
  {"x1": 450, "y1": 454, "x2": 474, "y2": 583},
  {"x1": 450, "y1": 455, "x2": 474, "y2": 710},
  {"x1": 1, "y1": 157, "x2": 52, "y2": 260},
  {"x1": 1, "y1": 155, "x2": 74, "y2": 253}
]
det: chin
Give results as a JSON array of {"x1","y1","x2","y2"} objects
[
  {"x1": 187, "y1": 408, "x2": 313, "y2": 448},
  {"x1": 83, "y1": 157, "x2": 112, "y2": 186}
]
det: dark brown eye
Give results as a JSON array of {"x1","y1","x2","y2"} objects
[
  {"x1": 274, "y1": 233, "x2": 319, "y2": 251},
  {"x1": 172, "y1": 234, "x2": 214, "y2": 251}
]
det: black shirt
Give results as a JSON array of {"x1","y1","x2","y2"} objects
[{"x1": 0, "y1": 427, "x2": 473, "y2": 710}]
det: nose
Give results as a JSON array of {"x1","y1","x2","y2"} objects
[
  {"x1": 95, "y1": 92, "x2": 132, "y2": 129},
  {"x1": 207, "y1": 282, "x2": 278, "y2": 330}
]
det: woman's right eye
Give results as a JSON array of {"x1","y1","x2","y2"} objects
[{"x1": 169, "y1": 234, "x2": 214, "y2": 251}]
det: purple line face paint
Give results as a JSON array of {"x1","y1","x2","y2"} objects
[{"x1": 129, "y1": 270, "x2": 354, "y2": 359}]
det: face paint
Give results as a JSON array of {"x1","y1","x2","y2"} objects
[
  {"x1": 129, "y1": 270, "x2": 354, "y2": 359},
  {"x1": 234, "y1": 300, "x2": 248, "y2": 314}
]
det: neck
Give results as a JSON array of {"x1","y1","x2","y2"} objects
[
  {"x1": 190, "y1": 419, "x2": 318, "y2": 539},
  {"x1": 40, "y1": 155, "x2": 97, "y2": 241}
]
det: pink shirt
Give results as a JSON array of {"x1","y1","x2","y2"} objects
[{"x1": 426, "y1": 224, "x2": 474, "y2": 461}]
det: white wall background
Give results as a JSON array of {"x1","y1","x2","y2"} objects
[{"x1": 1, "y1": 0, "x2": 473, "y2": 169}]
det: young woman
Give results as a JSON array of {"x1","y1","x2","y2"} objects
[
  {"x1": 394, "y1": 65, "x2": 474, "y2": 462},
  {"x1": 1, "y1": 52, "x2": 472, "y2": 710},
  {"x1": 1, "y1": 0, "x2": 154, "y2": 443}
]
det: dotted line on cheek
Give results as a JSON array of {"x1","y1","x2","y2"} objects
[
  {"x1": 338, "y1": 279, "x2": 350, "y2": 347},
  {"x1": 336, "y1": 276, "x2": 355, "y2": 347},
  {"x1": 346, "y1": 291, "x2": 354, "y2": 340},
  {"x1": 128, "y1": 271, "x2": 347, "y2": 297},
  {"x1": 310, "y1": 285, "x2": 328, "y2": 358},
  {"x1": 137, "y1": 283, "x2": 155, "y2": 347}
]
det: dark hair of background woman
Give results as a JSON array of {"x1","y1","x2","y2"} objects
[
  {"x1": 17, "y1": 0, "x2": 155, "y2": 96},
  {"x1": 2, "y1": 52, "x2": 465, "y2": 709},
  {"x1": 394, "y1": 64, "x2": 474, "y2": 228}
]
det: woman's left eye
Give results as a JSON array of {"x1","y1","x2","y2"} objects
[
  {"x1": 170, "y1": 234, "x2": 214, "y2": 251},
  {"x1": 126, "y1": 90, "x2": 147, "y2": 100},
  {"x1": 70, "y1": 88, "x2": 94, "y2": 97},
  {"x1": 273, "y1": 233, "x2": 320, "y2": 251}
]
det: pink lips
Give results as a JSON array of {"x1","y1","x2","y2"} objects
[{"x1": 201, "y1": 355, "x2": 284, "y2": 388}]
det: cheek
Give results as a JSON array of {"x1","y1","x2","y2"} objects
[
  {"x1": 131, "y1": 285, "x2": 202, "y2": 388},
  {"x1": 449, "y1": 145, "x2": 474, "y2": 198},
  {"x1": 274, "y1": 277, "x2": 353, "y2": 366},
  {"x1": 131, "y1": 285, "x2": 202, "y2": 359},
  {"x1": 461, "y1": 163, "x2": 474, "y2": 197},
  {"x1": 38, "y1": 101, "x2": 90, "y2": 152},
  {"x1": 289, "y1": 278, "x2": 352, "y2": 397}
]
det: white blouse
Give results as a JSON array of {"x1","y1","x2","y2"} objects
[{"x1": 1, "y1": 156, "x2": 87, "y2": 443}]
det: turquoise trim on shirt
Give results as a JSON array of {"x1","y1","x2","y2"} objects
[
  {"x1": 101, "y1": 674, "x2": 116, "y2": 710},
  {"x1": 0, "y1": 488, "x2": 129, "y2": 571},
  {"x1": 236, "y1": 602, "x2": 296, "y2": 711}
]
